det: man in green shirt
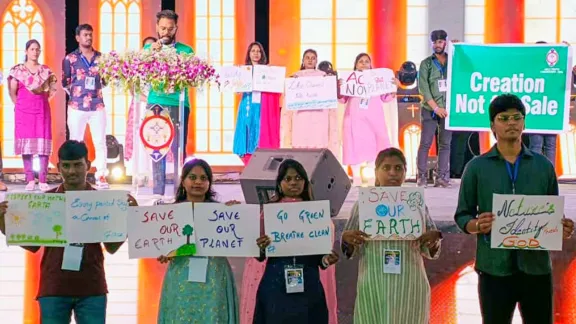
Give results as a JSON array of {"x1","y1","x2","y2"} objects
[
  {"x1": 417, "y1": 30, "x2": 452, "y2": 188},
  {"x1": 454, "y1": 94, "x2": 574, "y2": 324},
  {"x1": 144, "y1": 10, "x2": 194, "y2": 196}
]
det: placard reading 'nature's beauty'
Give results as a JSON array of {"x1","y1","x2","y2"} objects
[
  {"x1": 491, "y1": 194, "x2": 564, "y2": 251},
  {"x1": 359, "y1": 187, "x2": 425, "y2": 240},
  {"x1": 218, "y1": 65, "x2": 253, "y2": 92},
  {"x1": 264, "y1": 200, "x2": 332, "y2": 257},
  {"x1": 194, "y1": 203, "x2": 260, "y2": 257},
  {"x1": 5, "y1": 193, "x2": 67, "y2": 246},
  {"x1": 284, "y1": 75, "x2": 338, "y2": 111},
  {"x1": 127, "y1": 203, "x2": 196, "y2": 259},
  {"x1": 66, "y1": 190, "x2": 129, "y2": 243},
  {"x1": 339, "y1": 68, "x2": 397, "y2": 98},
  {"x1": 446, "y1": 43, "x2": 572, "y2": 133}
]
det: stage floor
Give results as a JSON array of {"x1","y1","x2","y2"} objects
[{"x1": 7, "y1": 179, "x2": 576, "y2": 221}]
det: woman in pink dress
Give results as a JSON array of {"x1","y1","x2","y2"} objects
[
  {"x1": 233, "y1": 42, "x2": 282, "y2": 165},
  {"x1": 240, "y1": 49, "x2": 339, "y2": 324},
  {"x1": 7, "y1": 39, "x2": 57, "y2": 191},
  {"x1": 280, "y1": 49, "x2": 339, "y2": 155},
  {"x1": 338, "y1": 53, "x2": 398, "y2": 185}
]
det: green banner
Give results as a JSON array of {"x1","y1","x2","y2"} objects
[{"x1": 446, "y1": 43, "x2": 573, "y2": 133}]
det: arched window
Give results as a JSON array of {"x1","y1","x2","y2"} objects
[
  {"x1": 464, "y1": 0, "x2": 485, "y2": 43},
  {"x1": 0, "y1": 2, "x2": 44, "y2": 321},
  {"x1": 406, "y1": 0, "x2": 428, "y2": 69},
  {"x1": 300, "y1": 0, "x2": 368, "y2": 72},
  {"x1": 1, "y1": 0, "x2": 44, "y2": 164},
  {"x1": 194, "y1": 0, "x2": 236, "y2": 154},
  {"x1": 99, "y1": 0, "x2": 141, "y2": 147},
  {"x1": 97, "y1": 2, "x2": 141, "y2": 323}
]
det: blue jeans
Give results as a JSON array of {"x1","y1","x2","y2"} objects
[
  {"x1": 150, "y1": 104, "x2": 189, "y2": 195},
  {"x1": 38, "y1": 295, "x2": 107, "y2": 324},
  {"x1": 529, "y1": 134, "x2": 557, "y2": 167}
]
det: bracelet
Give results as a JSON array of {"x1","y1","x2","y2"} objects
[
  {"x1": 475, "y1": 220, "x2": 481, "y2": 233},
  {"x1": 433, "y1": 107, "x2": 439, "y2": 112}
]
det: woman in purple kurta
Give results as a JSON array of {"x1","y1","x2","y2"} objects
[{"x1": 8, "y1": 39, "x2": 57, "y2": 191}]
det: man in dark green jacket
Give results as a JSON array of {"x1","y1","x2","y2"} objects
[
  {"x1": 454, "y1": 93, "x2": 574, "y2": 324},
  {"x1": 417, "y1": 30, "x2": 451, "y2": 188}
]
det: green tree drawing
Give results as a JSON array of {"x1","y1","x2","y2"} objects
[
  {"x1": 53, "y1": 225, "x2": 62, "y2": 239},
  {"x1": 34, "y1": 236, "x2": 40, "y2": 241},
  {"x1": 182, "y1": 225, "x2": 194, "y2": 245}
]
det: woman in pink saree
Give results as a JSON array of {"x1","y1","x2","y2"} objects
[
  {"x1": 240, "y1": 49, "x2": 339, "y2": 324},
  {"x1": 7, "y1": 39, "x2": 57, "y2": 191}
]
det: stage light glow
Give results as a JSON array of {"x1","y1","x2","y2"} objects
[
  {"x1": 111, "y1": 167, "x2": 124, "y2": 179},
  {"x1": 360, "y1": 165, "x2": 374, "y2": 182}
]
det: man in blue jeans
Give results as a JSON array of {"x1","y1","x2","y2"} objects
[
  {"x1": 528, "y1": 41, "x2": 558, "y2": 167},
  {"x1": 416, "y1": 30, "x2": 453, "y2": 188},
  {"x1": 0, "y1": 140, "x2": 137, "y2": 323}
]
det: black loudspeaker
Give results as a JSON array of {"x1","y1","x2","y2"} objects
[{"x1": 239, "y1": 148, "x2": 351, "y2": 217}]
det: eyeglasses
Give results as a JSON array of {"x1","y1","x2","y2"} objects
[{"x1": 496, "y1": 114, "x2": 524, "y2": 122}]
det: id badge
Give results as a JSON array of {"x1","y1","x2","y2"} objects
[
  {"x1": 188, "y1": 257, "x2": 209, "y2": 283},
  {"x1": 61, "y1": 244, "x2": 84, "y2": 271},
  {"x1": 252, "y1": 91, "x2": 262, "y2": 104},
  {"x1": 85, "y1": 77, "x2": 96, "y2": 90},
  {"x1": 359, "y1": 98, "x2": 370, "y2": 110},
  {"x1": 383, "y1": 249, "x2": 401, "y2": 274},
  {"x1": 284, "y1": 265, "x2": 304, "y2": 293},
  {"x1": 437, "y1": 79, "x2": 447, "y2": 92}
]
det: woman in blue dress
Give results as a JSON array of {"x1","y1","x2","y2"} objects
[
  {"x1": 254, "y1": 159, "x2": 339, "y2": 323},
  {"x1": 157, "y1": 158, "x2": 239, "y2": 323}
]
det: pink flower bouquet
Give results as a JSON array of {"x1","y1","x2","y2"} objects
[{"x1": 98, "y1": 47, "x2": 219, "y2": 94}]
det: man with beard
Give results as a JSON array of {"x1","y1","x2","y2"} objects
[
  {"x1": 416, "y1": 29, "x2": 452, "y2": 188},
  {"x1": 145, "y1": 10, "x2": 194, "y2": 197},
  {"x1": 62, "y1": 24, "x2": 109, "y2": 189}
]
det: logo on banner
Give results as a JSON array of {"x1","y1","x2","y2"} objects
[
  {"x1": 546, "y1": 49, "x2": 559, "y2": 67},
  {"x1": 140, "y1": 105, "x2": 175, "y2": 162}
]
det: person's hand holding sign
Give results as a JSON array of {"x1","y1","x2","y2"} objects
[
  {"x1": 474, "y1": 212, "x2": 494, "y2": 234},
  {"x1": 342, "y1": 230, "x2": 370, "y2": 248},
  {"x1": 562, "y1": 217, "x2": 574, "y2": 240}
]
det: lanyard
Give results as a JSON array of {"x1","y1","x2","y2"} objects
[
  {"x1": 432, "y1": 59, "x2": 445, "y2": 78},
  {"x1": 80, "y1": 54, "x2": 94, "y2": 69},
  {"x1": 505, "y1": 156, "x2": 521, "y2": 194}
]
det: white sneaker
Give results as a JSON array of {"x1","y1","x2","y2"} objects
[
  {"x1": 25, "y1": 181, "x2": 35, "y2": 191},
  {"x1": 96, "y1": 176, "x2": 110, "y2": 189},
  {"x1": 39, "y1": 183, "x2": 50, "y2": 191}
]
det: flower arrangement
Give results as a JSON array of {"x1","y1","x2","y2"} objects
[{"x1": 98, "y1": 47, "x2": 219, "y2": 94}]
